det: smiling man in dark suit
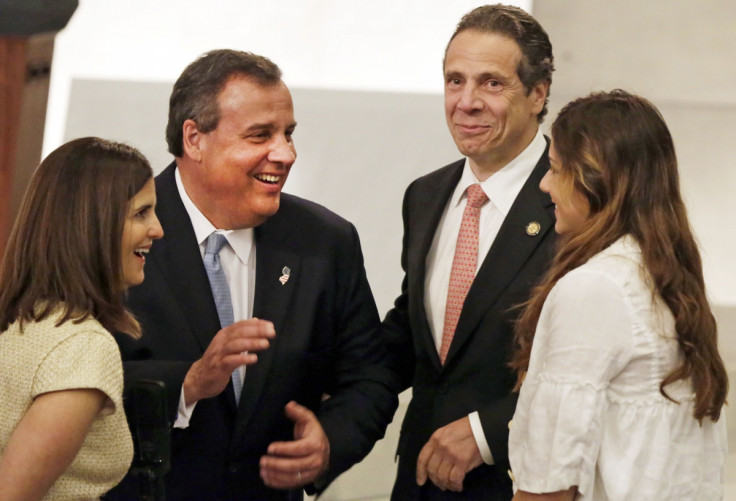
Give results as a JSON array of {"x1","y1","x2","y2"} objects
[
  {"x1": 383, "y1": 5, "x2": 558, "y2": 500},
  {"x1": 106, "y1": 49, "x2": 397, "y2": 501}
]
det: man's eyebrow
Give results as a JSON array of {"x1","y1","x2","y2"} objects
[
  {"x1": 244, "y1": 122, "x2": 298, "y2": 132},
  {"x1": 475, "y1": 71, "x2": 506, "y2": 82},
  {"x1": 444, "y1": 70, "x2": 507, "y2": 81},
  {"x1": 245, "y1": 123, "x2": 275, "y2": 132}
]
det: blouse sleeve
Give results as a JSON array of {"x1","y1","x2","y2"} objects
[
  {"x1": 510, "y1": 267, "x2": 635, "y2": 496},
  {"x1": 31, "y1": 329, "x2": 125, "y2": 415}
]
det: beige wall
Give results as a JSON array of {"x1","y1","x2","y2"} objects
[{"x1": 534, "y1": 0, "x2": 736, "y2": 306}]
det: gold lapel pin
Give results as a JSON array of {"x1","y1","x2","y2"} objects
[
  {"x1": 279, "y1": 266, "x2": 291, "y2": 285},
  {"x1": 526, "y1": 221, "x2": 541, "y2": 236}
]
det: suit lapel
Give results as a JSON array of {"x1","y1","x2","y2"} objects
[
  {"x1": 444, "y1": 148, "x2": 555, "y2": 365},
  {"x1": 236, "y1": 214, "x2": 300, "y2": 428},
  {"x1": 410, "y1": 161, "x2": 464, "y2": 369},
  {"x1": 151, "y1": 164, "x2": 222, "y2": 352}
]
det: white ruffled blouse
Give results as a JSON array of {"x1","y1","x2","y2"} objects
[{"x1": 509, "y1": 236, "x2": 727, "y2": 500}]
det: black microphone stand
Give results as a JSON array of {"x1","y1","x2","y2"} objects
[{"x1": 124, "y1": 380, "x2": 171, "y2": 501}]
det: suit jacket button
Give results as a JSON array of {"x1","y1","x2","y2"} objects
[
  {"x1": 438, "y1": 381, "x2": 449, "y2": 394},
  {"x1": 228, "y1": 463, "x2": 239, "y2": 474}
]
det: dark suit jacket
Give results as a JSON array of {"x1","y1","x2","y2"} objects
[
  {"x1": 107, "y1": 163, "x2": 397, "y2": 500},
  {"x1": 383, "y1": 145, "x2": 556, "y2": 500}
]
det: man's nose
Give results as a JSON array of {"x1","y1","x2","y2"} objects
[
  {"x1": 268, "y1": 136, "x2": 296, "y2": 165},
  {"x1": 457, "y1": 84, "x2": 482, "y2": 112}
]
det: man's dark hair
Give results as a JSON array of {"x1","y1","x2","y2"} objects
[
  {"x1": 166, "y1": 49, "x2": 282, "y2": 157},
  {"x1": 445, "y1": 4, "x2": 555, "y2": 122}
]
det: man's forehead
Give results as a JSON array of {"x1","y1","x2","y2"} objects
[
  {"x1": 446, "y1": 31, "x2": 521, "y2": 63},
  {"x1": 450, "y1": 30, "x2": 521, "y2": 53},
  {"x1": 217, "y1": 77, "x2": 292, "y2": 109},
  {"x1": 219, "y1": 74, "x2": 288, "y2": 95}
]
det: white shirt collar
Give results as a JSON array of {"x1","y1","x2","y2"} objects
[
  {"x1": 450, "y1": 129, "x2": 546, "y2": 216},
  {"x1": 174, "y1": 167, "x2": 254, "y2": 265}
]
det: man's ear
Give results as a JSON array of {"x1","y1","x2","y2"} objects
[
  {"x1": 530, "y1": 80, "x2": 550, "y2": 116},
  {"x1": 182, "y1": 119, "x2": 203, "y2": 162}
]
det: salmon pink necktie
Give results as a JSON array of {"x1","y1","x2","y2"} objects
[{"x1": 439, "y1": 184, "x2": 488, "y2": 364}]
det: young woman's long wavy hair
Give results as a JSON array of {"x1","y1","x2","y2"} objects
[
  {"x1": 511, "y1": 90, "x2": 727, "y2": 423},
  {"x1": 0, "y1": 137, "x2": 153, "y2": 338}
]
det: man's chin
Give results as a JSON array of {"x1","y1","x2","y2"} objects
[
  {"x1": 454, "y1": 138, "x2": 491, "y2": 157},
  {"x1": 237, "y1": 201, "x2": 281, "y2": 229}
]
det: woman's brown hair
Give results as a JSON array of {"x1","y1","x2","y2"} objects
[
  {"x1": 0, "y1": 137, "x2": 153, "y2": 338},
  {"x1": 511, "y1": 90, "x2": 727, "y2": 422}
]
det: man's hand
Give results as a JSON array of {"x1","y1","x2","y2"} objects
[
  {"x1": 182, "y1": 318, "x2": 275, "y2": 405},
  {"x1": 260, "y1": 401, "x2": 330, "y2": 489},
  {"x1": 416, "y1": 416, "x2": 483, "y2": 492}
]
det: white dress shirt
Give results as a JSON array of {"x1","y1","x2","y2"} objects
[
  {"x1": 424, "y1": 129, "x2": 546, "y2": 463},
  {"x1": 173, "y1": 167, "x2": 256, "y2": 428}
]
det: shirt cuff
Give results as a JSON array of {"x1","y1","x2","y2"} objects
[
  {"x1": 173, "y1": 387, "x2": 197, "y2": 429},
  {"x1": 469, "y1": 411, "x2": 494, "y2": 465}
]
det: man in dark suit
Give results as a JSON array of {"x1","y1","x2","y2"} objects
[
  {"x1": 383, "y1": 5, "x2": 557, "y2": 499},
  {"x1": 106, "y1": 49, "x2": 397, "y2": 500}
]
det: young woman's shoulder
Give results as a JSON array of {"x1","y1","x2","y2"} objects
[{"x1": 561, "y1": 235, "x2": 645, "y2": 294}]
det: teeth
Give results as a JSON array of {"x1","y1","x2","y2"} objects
[
  {"x1": 135, "y1": 248, "x2": 149, "y2": 255},
  {"x1": 256, "y1": 174, "x2": 280, "y2": 184}
]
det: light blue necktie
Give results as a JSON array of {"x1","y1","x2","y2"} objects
[{"x1": 203, "y1": 233, "x2": 242, "y2": 405}]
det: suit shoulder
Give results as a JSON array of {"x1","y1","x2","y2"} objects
[
  {"x1": 277, "y1": 193, "x2": 351, "y2": 228},
  {"x1": 264, "y1": 193, "x2": 358, "y2": 247},
  {"x1": 409, "y1": 159, "x2": 464, "y2": 190}
]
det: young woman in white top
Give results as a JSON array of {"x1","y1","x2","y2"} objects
[
  {"x1": 0, "y1": 137, "x2": 163, "y2": 500},
  {"x1": 508, "y1": 90, "x2": 728, "y2": 500}
]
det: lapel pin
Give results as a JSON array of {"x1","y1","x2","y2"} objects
[
  {"x1": 279, "y1": 266, "x2": 291, "y2": 285},
  {"x1": 526, "y1": 221, "x2": 541, "y2": 236}
]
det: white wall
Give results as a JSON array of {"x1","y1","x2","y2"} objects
[{"x1": 45, "y1": 0, "x2": 529, "y2": 155}]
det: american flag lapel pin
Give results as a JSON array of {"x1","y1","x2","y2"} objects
[{"x1": 279, "y1": 266, "x2": 291, "y2": 285}]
